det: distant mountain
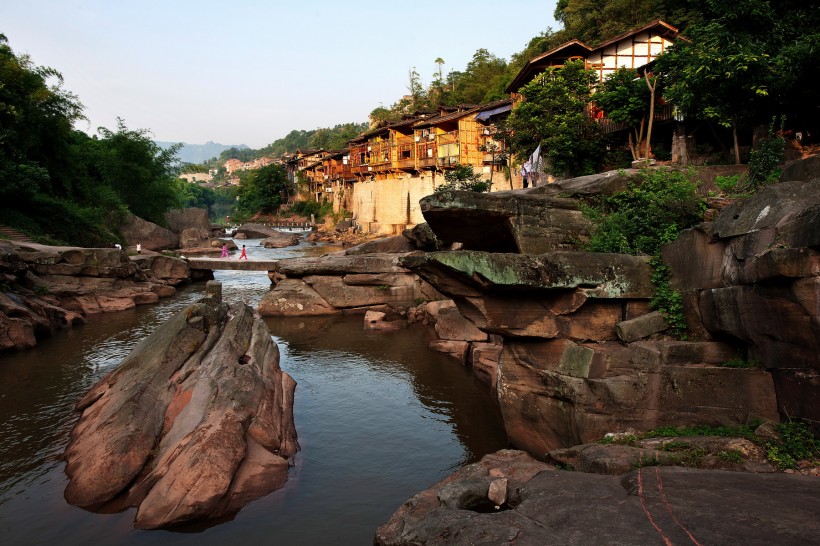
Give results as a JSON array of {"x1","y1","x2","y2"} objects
[{"x1": 155, "y1": 141, "x2": 250, "y2": 164}]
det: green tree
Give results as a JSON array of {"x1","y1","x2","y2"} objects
[
  {"x1": 592, "y1": 67, "x2": 651, "y2": 160},
  {"x1": 94, "y1": 119, "x2": 181, "y2": 224},
  {"x1": 235, "y1": 164, "x2": 289, "y2": 216},
  {"x1": 0, "y1": 33, "x2": 84, "y2": 201},
  {"x1": 448, "y1": 49, "x2": 508, "y2": 105},
  {"x1": 506, "y1": 60, "x2": 606, "y2": 178},
  {"x1": 654, "y1": 0, "x2": 820, "y2": 163}
]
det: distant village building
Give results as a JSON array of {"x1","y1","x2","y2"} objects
[
  {"x1": 223, "y1": 158, "x2": 243, "y2": 174},
  {"x1": 277, "y1": 20, "x2": 687, "y2": 234},
  {"x1": 178, "y1": 172, "x2": 213, "y2": 183},
  {"x1": 222, "y1": 156, "x2": 275, "y2": 174}
]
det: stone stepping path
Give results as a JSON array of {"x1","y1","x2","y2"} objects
[{"x1": 0, "y1": 225, "x2": 35, "y2": 243}]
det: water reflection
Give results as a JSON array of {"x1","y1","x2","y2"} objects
[{"x1": 0, "y1": 239, "x2": 508, "y2": 544}]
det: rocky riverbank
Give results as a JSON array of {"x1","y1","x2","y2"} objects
[
  {"x1": 249, "y1": 159, "x2": 819, "y2": 542},
  {"x1": 260, "y1": 161, "x2": 820, "y2": 452},
  {"x1": 0, "y1": 241, "x2": 190, "y2": 351}
]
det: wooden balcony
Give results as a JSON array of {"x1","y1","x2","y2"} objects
[
  {"x1": 396, "y1": 140, "x2": 415, "y2": 170},
  {"x1": 416, "y1": 142, "x2": 437, "y2": 169}
]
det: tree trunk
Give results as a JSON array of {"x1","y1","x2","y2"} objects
[
  {"x1": 644, "y1": 72, "x2": 656, "y2": 164},
  {"x1": 733, "y1": 124, "x2": 741, "y2": 165}
]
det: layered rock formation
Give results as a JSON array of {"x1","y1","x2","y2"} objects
[
  {"x1": 0, "y1": 241, "x2": 189, "y2": 350},
  {"x1": 64, "y1": 286, "x2": 298, "y2": 529},
  {"x1": 663, "y1": 157, "x2": 820, "y2": 424},
  {"x1": 258, "y1": 253, "x2": 444, "y2": 317},
  {"x1": 378, "y1": 161, "x2": 819, "y2": 543},
  {"x1": 395, "y1": 162, "x2": 820, "y2": 454},
  {"x1": 418, "y1": 169, "x2": 641, "y2": 254},
  {"x1": 401, "y1": 250, "x2": 778, "y2": 454}
]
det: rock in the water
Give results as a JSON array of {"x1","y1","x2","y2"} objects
[
  {"x1": 63, "y1": 295, "x2": 298, "y2": 529},
  {"x1": 258, "y1": 253, "x2": 444, "y2": 316},
  {"x1": 262, "y1": 231, "x2": 301, "y2": 248},
  {"x1": 0, "y1": 241, "x2": 186, "y2": 351},
  {"x1": 234, "y1": 223, "x2": 293, "y2": 240}
]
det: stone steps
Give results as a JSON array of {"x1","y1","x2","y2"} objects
[{"x1": 0, "y1": 225, "x2": 35, "y2": 243}]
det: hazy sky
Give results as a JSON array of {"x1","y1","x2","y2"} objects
[{"x1": 2, "y1": 1, "x2": 559, "y2": 149}]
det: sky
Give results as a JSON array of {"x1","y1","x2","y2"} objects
[{"x1": 2, "y1": 1, "x2": 560, "y2": 149}]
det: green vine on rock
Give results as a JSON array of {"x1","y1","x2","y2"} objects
[
  {"x1": 582, "y1": 168, "x2": 705, "y2": 339},
  {"x1": 649, "y1": 255, "x2": 688, "y2": 339}
]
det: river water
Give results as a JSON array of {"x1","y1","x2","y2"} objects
[{"x1": 0, "y1": 239, "x2": 508, "y2": 544}]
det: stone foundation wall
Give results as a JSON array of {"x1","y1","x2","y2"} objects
[{"x1": 343, "y1": 172, "x2": 524, "y2": 235}]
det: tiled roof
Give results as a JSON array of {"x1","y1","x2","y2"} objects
[
  {"x1": 506, "y1": 19, "x2": 680, "y2": 93},
  {"x1": 413, "y1": 98, "x2": 513, "y2": 128}
]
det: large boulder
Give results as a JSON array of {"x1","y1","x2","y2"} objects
[
  {"x1": 119, "y1": 214, "x2": 179, "y2": 251},
  {"x1": 344, "y1": 235, "x2": 417, "y2": 254},
  {"x1": 418, "y1": 170, "x2": 644, "y2": 254},
  {"x1": 63, "y1": 292, "x2": 298, "y2": 529},
  {"x1": 419, "y1": 189, "x2": 593, "y2": 254},
  {"x1": 400, "y1": 251, "x2": 653, "y2": 298},
  {"x1": 402, "y1": 222, "x2": 443, "y2": 251},
  {"x1": 164, "y1": 208, "x2": 212, "y2": 234},
  {"x1": 131, "y1": 255, "x2": 190, "y2": 286},
  {"x1": 258, "y1": 279, "x2": 343, "y2": 316}
]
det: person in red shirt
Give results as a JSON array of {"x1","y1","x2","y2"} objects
[{"x1": 239, "y1": 245, "x2": 248, "y2": 260}]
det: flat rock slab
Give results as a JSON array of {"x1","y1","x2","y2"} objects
[
  {"x1": 274, "y1": 253, "x2": 410, "y2": 277},
  {"x1": 401, "y1": 250, "x2": 653, "y2": 298},
  {"x1": 187, "y1": 258, "x2": 280, "y2": 271},
  {"x1": 375, "y1": 450, "x2": 820, "y2": 545}
]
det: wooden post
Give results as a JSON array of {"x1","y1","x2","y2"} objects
[{"x1": 206, "y1": 280, "x2": 222, "y2": 303}]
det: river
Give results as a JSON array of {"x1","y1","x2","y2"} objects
[{"x1": 0, "y1": 238, "x2": 508, "y2": 544}]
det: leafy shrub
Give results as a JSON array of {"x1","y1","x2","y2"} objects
[
  {"x1": 435, "y1": 165, "x2": 491, "y2": 193},
  {"x1": 718, "y1": 450, "x2": 744, "y2": 464},
  {"x1": 649, "y1": 256, "x2": 688, "y2": 338},
  {"x1": 584, "y1": 168, "x2": 705, "y2": 256},
  {"x1": 715, "y1": 174, "x2": 743, "y2": 193},
  {"x1": 748, "y1": 116, "x2": 785, "y2": 188},
  {"x1": 288, "y1": 200, "x2": 335, "y2": 221},
  {"x1": 719, "y1": 358, "x2": 763, "y2": 369},
  {"x1": 765, "y1": 421, "x2": 819, "y2": 470},
  {"x1": 289, "y1": 200, "x2": 322, "y2": 217},
  {"x1": 582, "y1": 169, "x2": 705, "y2": 338}
]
